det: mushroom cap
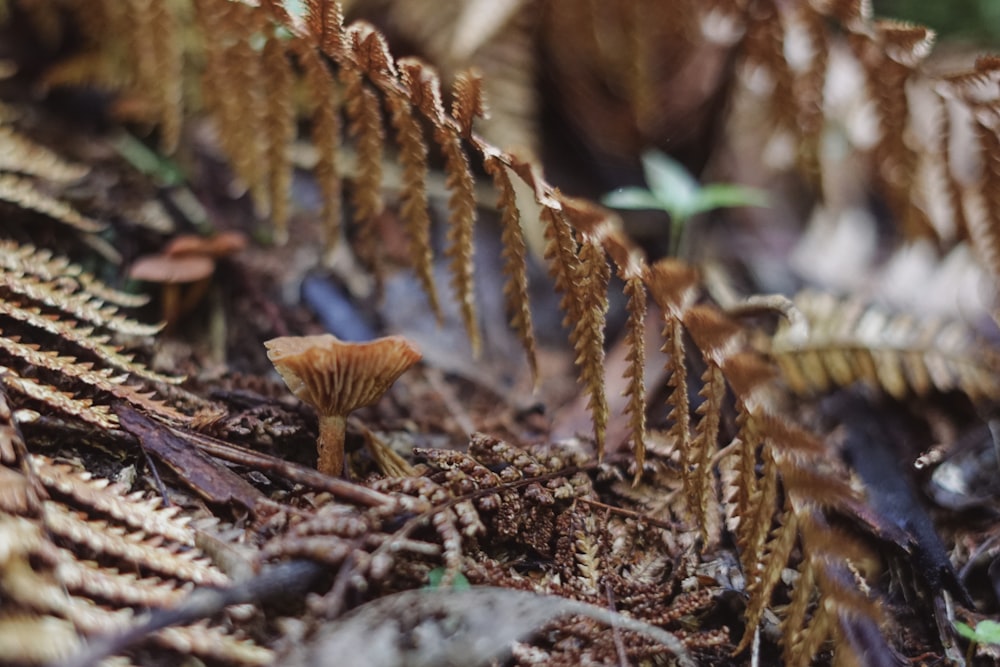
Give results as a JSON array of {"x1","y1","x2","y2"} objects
[
  {"x1": 165, "y1": 231, "x2": 248, "y2": 259},
  {"x1": 129, "y1": 253, "x2": 215, "y2": 284},
  {"x1": 264, "y1": 334, "x2": 422, "y2": 416}
]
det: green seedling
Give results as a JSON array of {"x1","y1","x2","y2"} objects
[
  {"x1": 425, "y1": 567, "x2": 471, "y2": 590},
  {"x1": 602, "y1": 149, "x2": 767, "y2": 257},
  {"x1": 955, "y1": 619, "x2": 1000, "y2": 645}
]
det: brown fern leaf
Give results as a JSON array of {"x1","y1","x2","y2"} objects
[
  {"x1": 0, "y1": 125, "x2": 89, "y2": 181},
  {"x1": 342, "y1": 48, "x2": 387, "y2": 284},
  {"x1": 146, "y1": 0, "x2": 183, "y2": 153},
  {"x1": 386, "y1": 60, "x2": 442, "y2": 321},
  {"x1": 305, "y1": 0, "x2": 346, "y2": 57},
  {"x1": 646, "y1": 259, "x2": 700, "y2": 486},
  {"x1": 683, "y1": 305, "x2": 741, "y2": 544},
  {"x1": 0, "y1": 240, "x2": 148, "y2": 308},
  {"x1": 623, "y1": 274, "x2": 648, "y2": 481},
  {"x1": 261, "y1": 22, "x2": 296, "y2": 244},
  {"x1": 0, "y1": 173, "x2": 105, "y2": 232},
  {"x1": 540, "y1": 204, "x2": 580, "y2": 326},
  {"x1": 0, "y1": 300, "x2": 180, "y2": 385},
  {"x1": 293, "y1": 39, "x2": 344, "y2": 258},
  {"x1": 0, "y1": 334, "x2": 187, "y2": 423},
  {"x1": 847, "y1": 20, "x2": 936, "y2": 239},
  {"x1": 737, "y1": 499, "x2": 799, "y2": 653},
  {"x1": 781, "y1": 516, "x2": 885, "y2": 667},
  {"x1": 764, "y1": 290, "x2": 1000, "y2": 401},
  {"x1": 400, "y1": 60, "x2": 481, "y2": 354},
  {"x1": 484, "y1": 154, "x2": 538, "y2": 384},
  {"x1": 451, "y1": 69, "x2": 488, "y2": 139},
  {"x1": 195, "y1": 0, "x2": 270, "y2": 218},
  {"x1": 0, "y1": 442, "x2": 273, "y2": 665},
  {"x1": 937, "y1": 58, "x2": 1000, "y2": 303},
  {"x1": 1, "y1": 366, "x2": 119, "y2": 429},
  {"x1": 0, "y1": 269, "x2": 161, "y2": 337},
  {"x1": 573, "y1": 236, "x2": 611, "y2": 458}
]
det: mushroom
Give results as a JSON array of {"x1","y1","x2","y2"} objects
[
  {"x1": 129, "y1": 253, "x2": 215, "y2": 327},
  {"x1": 264, "y1": 333, "x2": 422, "y2": 476},
  {"x1": 129, "y1": 231, "x2": 247, "y2": 327},
  {"x1": 164, "y1": 230, "x2": 248, "y2": 258}
]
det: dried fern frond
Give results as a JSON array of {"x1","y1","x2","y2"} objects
[
  {"x1": 400, "y1": 59, "x2": 481, "y2": 353},
  {"x1": 0, "y1": 173, "x2": 105, "y2": 233},
  {"x1": 0, "y1": 437, "x2": 272, "y2": 665},
  {"x1": 0, "y1": 125, "x2": 89, "y2": 181},
  {"x1": 261, "y1": 21, "x2": 296, "y2": 243},
  {"x1": 385, "y1": 62, "x2": 441, "y2": 320},
  {"x1": 1, "y1": 366, "x2": 119, "y2": 429},
  {"x1": 763, "y1": 290, "x2": 1000, "y2": 401},
  {"x1": 0, "y1": 240, "x2": 147, "y2": 308},
  {"x1": 293, "y1": 38, "x2": 344, "y2": 259},
  {"x1": 0, "y1": 269, "x2": 161, "y2": 337},
  {"x1": 0, "y1": 334, "x2": 183, "y2": 422},
  {"x1": 484, "y1": 154, "x2": 537, "y2": 383}
]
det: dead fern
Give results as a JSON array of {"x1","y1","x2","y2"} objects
[
  {"x1": 763, "y1": 290, "x2": 1000, "y2": 401},
  {"x1": 0, "y1": 388, "x2": 273, "y2": 666},
  {"x1": 10, "y1": 1, "x2": 1000, "y2": 665}
]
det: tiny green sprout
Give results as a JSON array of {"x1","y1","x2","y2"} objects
[
  {"x1": 425, "y1": 567, "x2": 471, "y2": 590},
  {"x1": 111, "y1": 132, "x2": 185, "y2": 188},
  {"x1": 955, "y1": 619, "x2": 1000, "y2": 645},
  {"x1": 602, "y1": 149, "x2": 768, "y2": 258}
]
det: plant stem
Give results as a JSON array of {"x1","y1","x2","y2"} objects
[
  {"x1": 670, "y1": 215, "x2": 689, "y2": 259},
  {"x1": 317, "y1": 414, "x2": 347, "y2": 476}
]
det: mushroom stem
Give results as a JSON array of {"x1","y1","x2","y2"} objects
[{"x1": 317, "y1": 414, "x2": 347, "y2": 476}]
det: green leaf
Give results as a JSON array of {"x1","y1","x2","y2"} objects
[
  {"x1": 602, "y1": 187, "x2": 667, "y2": 211},
  {"x1": 691, "y1": 184, "x2": 769, "y2": 215},
  {"x1": 640, "y1": 150, "x2": 700, "y2": 219},
  {"x1": 426, "y1": 567, "x2": 471, "y2": 590},
  {"x1": 955, "y1": 619, "x2": 1000, "y2": 645},
  {"x1": 111, "y1": 132, "x2": 185, "y2": 187}
]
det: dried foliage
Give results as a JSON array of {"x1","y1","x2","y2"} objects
[
  {"x1": 6, "y1": 0, "x2": 1000, "y2": 666},
  {"x1": 0, "y1": 389, "x2": 273, "y2": 666}
]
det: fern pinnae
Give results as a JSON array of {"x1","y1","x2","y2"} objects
[
  {"x1": 293, "y1": 39, "x2": 344, "y2": 257},
  {"x1": 342, "y1": 68, "x2": 386, "y2": 284},
  {"x1": 305, "y1": 0, "x2": 346, "y2": 58},
  {"x1": 261, "y1": 22, "x2": 296, "y2": 244},
  {"x1": 0, "y1": 241, "x2": 147, "y2": 308},
  {"x1": 147, "y1": 0, "x2": 183, "y2": 154},
  {"x1": 767, "y1": 291, "x2": 1000, "y2": 401},
  {"x1": 484, "y1": 154, "x2": 538, "y2": 384},
  {"x1": 683, "y1": 305, "x2": 741, "y2": 544},
  {"x1": 387, "y1": 61, "x2": 442, "y2": 322},
  {"x1": 0, "y1": 335, "x2": 187, "y2": 423},
  {"x1": 574, "y1": 235, "x2": 611, "y2": 458},
  {"x1": 1, "y1": 367, "x2": 118, "y2": 430},
  {"x1": 0, "y1": 271, "x2": 160, "y2": 337},
  {"x1": 401, "y1": 60, "x2": 481, "y2": 354},
  {"x1": 621, "y1": 274, "x2": 647, "y2": 482},
  {"x1": 0, "y1": 126, "x2": 89, "y2": 181},
  {"x1": 451, "y1": 69, "x2": 488, "y2": 140},
  {"x1": 226, "y1": 2, "x2": 271, "y2": 219},
  {"x1": 0, "y1": 173, "x2": 105, "y2": 233},
  {"x1": 851, "y1": 21, "x2": 936, "y2": 239},
  {"x1": 645, "y1": 260, "x2": 700, "y2": 495},
  {"x1": 737, "y1": 499, "x2": 799, "y2": 653},
  {"x1": 780, "y1": 551, "x2": 819, "y2": 667},
  {"x1": 0, "y1": 301, "x2": 181, "y2": 385}
]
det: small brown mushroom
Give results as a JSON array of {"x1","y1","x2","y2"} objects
[
  {"x1": 164, "y1": 230, "x2": 248, "y2": 259},
  {"x1": 264, "y1": 333, "x2": 422, "y2": 476},
  {"x1": 129, "y1": 253, "x2": 215, "y2": 326}
]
